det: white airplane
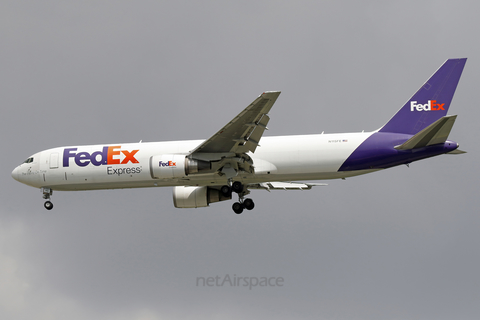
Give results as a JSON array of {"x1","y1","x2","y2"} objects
[{"x1": 12, "y1": 58, "x2": 467, "y2": 214}]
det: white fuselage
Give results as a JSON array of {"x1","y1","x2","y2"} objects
[{"x1": 12, "y1": 132, "x2": 378, "y2": 191}]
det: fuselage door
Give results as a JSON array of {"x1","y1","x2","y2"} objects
[{"x1": 49, "y1": 153, "x2": 59, "y2": 169}]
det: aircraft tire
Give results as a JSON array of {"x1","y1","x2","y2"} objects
[
  {"x1": 243, "y1": 198, "x2": 254, "y2": 210},
  {"x1": 232, "y1": 202, "x2": 244, "y2": 214},
  {"x1": 220, "y1": 185, "x2": 231, "y2": 197},
  {"x1": 44, "y1": 201, "x2": 53, "y2": 210},
  {"x1": 232, "y1": 181, "x2": 244, "y2": 194}
]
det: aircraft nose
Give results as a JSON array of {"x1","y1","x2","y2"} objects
[{"x1": 11, "y1": 166, "x2": 20, "y2": 182}]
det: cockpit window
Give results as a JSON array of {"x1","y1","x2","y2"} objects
[{"x1": 23, "y1": 157, "x2": 34, "y2": 164}]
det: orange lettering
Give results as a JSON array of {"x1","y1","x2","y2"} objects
[
  {"x1": 107, "y1": 146, "x2": 121, "y2": 164},
  {"x1": 121, "y1": 150, "x2": 139, "y2": 164}
]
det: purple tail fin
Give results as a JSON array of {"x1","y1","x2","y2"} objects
[{"x1": 379, "y1": 58, "x2": 467, "y2": 135}]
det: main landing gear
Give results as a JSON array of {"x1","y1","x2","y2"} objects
[
  {"x1": 221, "y1": 181, "x2": 255, "y2": 214},
  {"x1": 42, "y1": 188, "x2": 54, "y2": 210}
]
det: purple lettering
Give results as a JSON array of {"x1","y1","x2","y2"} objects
[
  {"x1": 63, "y1": 146, "x2": 139, "y2": 168},
  {"x1": 75, "y1": 152, "x2": 91, "y2": 167},
  {"x1": 63, "y1": 148, "x2": 78, "y2": 167},
  {"x1": 90, "y1": 147, "x2": 108, "y2": 166}
]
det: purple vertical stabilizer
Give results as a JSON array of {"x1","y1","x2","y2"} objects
[{"x1": 379, "y1": 58, "x2": 466, "y2": 135}]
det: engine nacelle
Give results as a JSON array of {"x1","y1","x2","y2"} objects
[
  {"x1": 173, "y1": 186, "x2": 232, "y2": 208},
  {"x1": 150, "y1": 154, "x2": 210, "y2": 179}
]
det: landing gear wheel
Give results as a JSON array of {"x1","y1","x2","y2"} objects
[
  {"x1": 44, "y1": 201, "x2": 53, "y2": 210},
  {"x1": 220, "y1": 185, "x2": 231, "y2": 197},
  {"x1": 243, "y1": 198, "x2": 255, "y2": 210},
  {"x1": 232, "y1": 202, "x2": 244, "y2": 214},
  {"x1": 231, "y1": 181, "x2": 244, "y2": 194}
]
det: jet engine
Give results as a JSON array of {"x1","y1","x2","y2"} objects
[
  {"x1": 173, "y1": 186, "x2": 232, "y2": 208},
  {"x1": 150, "y1": 154, "x2": 210, "y2": 179}
]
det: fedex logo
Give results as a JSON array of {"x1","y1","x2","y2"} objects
[
  {"x1": 159, "y1": 161, "x2": 176, "y2": 167},
  {"x1": 410, "y1": 100, "x2": 445, "y2": 112},
  {"x1": 63, "y1": 146, "x2": 139, "y2": 167}
]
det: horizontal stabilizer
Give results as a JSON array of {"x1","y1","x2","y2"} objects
[
  {"x1": 395, "y1": 115, "x2": 457, "y2": 150},
  {"x1": 447, "y1": 149, "x2": 466, "y2": 154},
  {"x1": 249, "y1": 181, "x2": 327, "y2": 191}
]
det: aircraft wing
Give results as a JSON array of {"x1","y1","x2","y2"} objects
[{"x1": 190, "y1": 91, "x2": 281, "y2": 155}]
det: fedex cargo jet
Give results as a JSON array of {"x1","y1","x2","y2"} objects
[{"x1": 12, "y1": 58, "x2": 467, "y2": 214}]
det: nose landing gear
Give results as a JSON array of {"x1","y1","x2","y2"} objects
[{"x1": 42, "y1": 188, "x2": 53, "y2": 210}]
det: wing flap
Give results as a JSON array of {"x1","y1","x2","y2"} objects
[
  {"x1": 237, "y1": 114, "x2": 270, "y2": 153},
  {"x1": 248, "y1": 181, "x2": 327, "y2": 191}
]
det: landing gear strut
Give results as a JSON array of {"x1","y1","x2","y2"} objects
[
  {"x1": 42, "y1": 188, "x2": 53, "y2": 210},
  {"x1": 222, "y1": 181, "x2": 255, "y2": 214}
]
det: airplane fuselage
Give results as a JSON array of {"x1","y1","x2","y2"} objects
[{"x1": 11, "y1": 131, "x2": 457, "y2": 192}]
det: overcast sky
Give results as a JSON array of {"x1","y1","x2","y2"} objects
[{"x1": 1, "y1": 1, "x2": 480, "y2": 319}]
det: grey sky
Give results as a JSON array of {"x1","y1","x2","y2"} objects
[{"x1": 1, "y1": 1, "x2": 479, "y2": 319}]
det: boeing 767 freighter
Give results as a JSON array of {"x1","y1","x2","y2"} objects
[{"x1": 12, "y1": 58, "x2": 467, "y2": 213}]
